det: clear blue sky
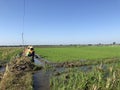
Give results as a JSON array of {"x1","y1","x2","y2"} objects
[{"x1": 0, "y1": 0, "x2": 120, "y2": 45}]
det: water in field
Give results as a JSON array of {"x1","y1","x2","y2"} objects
[
  {"x1": 0, "y1": 67, "x2": 5, "y2": 73},
  {"x1": 33, "y1": 70, "x2": 50, "y2": 90},
  {"x1": 33, "y1": 58, "x2": 50, "y2": 90},
  {"x1": 33, "y1": 65, "x2": 97, "y2": 90},
  {"x1": 34, "y1": 56, "x2": 50, "y2": 66},
  {"x1": 33, "y1": 56, "x2": 108, "y2": 90},
  {"x1": 34, "y1": 58, "x2": 45, "y2": 66}
]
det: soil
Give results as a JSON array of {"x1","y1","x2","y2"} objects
[{"x1": 0, "y1": 56, "x2": 36, "y2": 90}]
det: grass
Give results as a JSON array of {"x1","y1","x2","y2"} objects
[
  {"x1": 0, "y1": 47, "x2": 43, "y2": 90},
  {"x1": 50, "y1": 62, "x2": 120, "y2": 90},
  {"x1": 0, "y1": 72, "x2": 33, "y2": 90},
  {"x1": 0, "y1": 56, "x2": 34, "y2": 90},
  {"x1": 0, "y1": 47, "x2": 23, "y2": 66},
  {"x1": 35, "y1": 46, "x2": 120, "y2": 62}
]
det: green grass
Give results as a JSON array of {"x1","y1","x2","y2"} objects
[
  {"x1": 0, "y1": 56, "x2": 34, "y2": 90},
  {"x1": 0, "y1": 47, "x2": 22, "y2": 65},
  {"x1": 50, "y1": 62, "x2": 120, "y2": 90},
  {"x1": 0, "y1": 71, "x2": 33, "y2": 90},
  {"x1": 35, "y1": 46, "x2": 120, "y2": 62}
]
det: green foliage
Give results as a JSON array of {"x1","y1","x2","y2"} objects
[
  {"x1": 50, "y1": 63, "x2": 120, "y2": 90},
  {"x1": 35, "y1": 46, "x2": 120, "y2": 62},
  {"x1": 0, "y1": 47, "x2": 22, "y2": 63}
]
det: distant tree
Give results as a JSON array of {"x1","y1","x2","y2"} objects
[
  {"x1": 60, "y1": 44, "x2": 63, "y2": 46},
  {"x1": 113, "y1": 42, "x2": 116, "y2": 45},
  {"x1": 88, "y1": 44, "x2": 92, "y2": 46},
  {"x1": 98, "y1": 43, "x2": 102, "y2": 46}
]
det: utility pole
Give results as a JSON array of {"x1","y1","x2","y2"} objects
[
  {"x1": 22, "y1": 0, "x2": 25, "y2": 47},
  {"x1": 22, "y1": 32, "x2": 24, "y2": 47}
]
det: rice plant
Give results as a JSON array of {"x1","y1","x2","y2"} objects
[{"x1": 50, "y1": 63, "x2": 120, "y2": 90}]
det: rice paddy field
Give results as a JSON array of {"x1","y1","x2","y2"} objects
[
  {"x1": 1, "y1": 46, "x2": 120, "y2": 90},
  {"x1": 35, "y1": 46, "x2": 120, "y2": 62},
  {"x1": 35, "y1": 45, "x2": 120, "y2": 90},
  {"x1": 50, "y1": 62, "x2": 120, "y2": 90}
]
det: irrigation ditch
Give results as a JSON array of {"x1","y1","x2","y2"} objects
[
  {"x1": 0, "y1": 67, "x2": 5, "y2": 73},
  {"x1": 32, "y1": 56, "x2": 118, "y2": 90}
]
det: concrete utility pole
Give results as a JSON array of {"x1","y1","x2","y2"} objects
[{"x1": 22, "y1": 0, "x2": 25, "y2": 47}]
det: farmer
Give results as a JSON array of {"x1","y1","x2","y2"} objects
[{"x1": 24, "y1": 45, "x2": 35, "y2": 62}]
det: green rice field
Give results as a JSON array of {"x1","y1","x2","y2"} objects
[
  {"x1": 50, "y1": 62, "x2": 120, "y2": 90},
  {"x1": 35, "y1": 46, "x2": 120, "y2": 62},
  {"x1": 1, "y1": 46, "x2": 120, "y2": 90}
]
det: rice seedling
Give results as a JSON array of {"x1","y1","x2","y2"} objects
[
  {"x1": 50, "y1": 63, "x2": 120, "y2": 90},
  {"x1": 35, "y1": 46, "x2": 120, "y2": 63}
]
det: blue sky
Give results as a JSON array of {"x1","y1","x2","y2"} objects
[{"x1": 0, "y1": 0, "x2": 120, "y2": 45}]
